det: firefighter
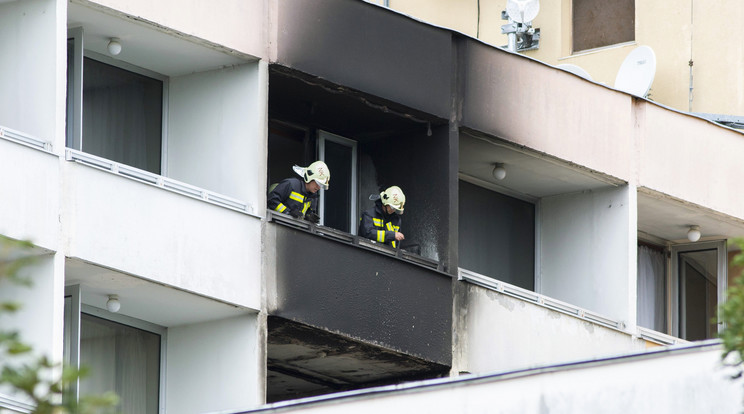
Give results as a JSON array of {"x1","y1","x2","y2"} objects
[
  {"x1": 268, "y1": 160, "x2": 330, "y2": 223},
  {"x1": 359, "y1": 185, "x2": 406, "y2": 248}
]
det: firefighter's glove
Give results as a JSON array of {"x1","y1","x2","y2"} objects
[
  {"x1": 306, "y1": 212, "x2": 320, "y2": 224},
  {"x1": 289, "y1": 209, "x2": 303, "y2": 219}
]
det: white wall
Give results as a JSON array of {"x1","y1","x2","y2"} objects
[
  {"x1": 166, "y1": 314, "x2": 262, "y2": 413},
  {"x1": 539, "y1": 185, "x2": 632, "y2": 323},
  {"x1": 167, "y1": 63, "x2": 266, "y2": 206},
  {"x1": 458, "y1": 283, "x2": 645, "y2": 375},
  {"x1": 0, "y1": 0, "x2": 59, "y2": 141},
  {"x1": 63, "y1": 163, "x2": 262, "y2": 309}
]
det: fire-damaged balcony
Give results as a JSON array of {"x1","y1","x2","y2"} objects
[{"x1": 265, "y1": 212, "x2": 452, "y2": 402}]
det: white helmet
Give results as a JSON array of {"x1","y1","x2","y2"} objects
[
  {"x1": 293, "y1": 161, "x2": 330, "y2": 190},
  {"x1": 380, "y1": 186, "x2": 405, "y2": 214}
]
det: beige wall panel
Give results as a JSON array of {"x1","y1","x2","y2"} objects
[
  {"x1": 88, "y1": 0, "x2": 266, "y2": 58},
  {"x1": 463, "y1": 44, "x2": 635, "y2": 180},
  {"x1": 639, "y1": 104, "x2": 744, "y2": 220}
]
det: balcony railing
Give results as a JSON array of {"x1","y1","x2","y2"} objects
[
  {"x1": 458, "y1": 267, "x2": 627, "y2": 332},
  {"x1": 0, "y1": 125, "x2": 53, "y2": 152},
  {"x1": 65, "y1": 149, "x2": 261, "y2": 218},
  {"x1": 268, "y1": 210, "x2": 444, "y2": 272}
]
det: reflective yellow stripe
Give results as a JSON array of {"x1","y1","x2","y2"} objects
[
  {"x1": 275, "y1": 203, "x2": 287, "y2": 213},
  {"x1": 386, "y1": 222, "x2": 394, "y2": 231},
  {"x1": 302, "y1": 201, "x2": 311, "y2": 215},
  {"x1": 377, "y1": 230, "x2": 385, "y2": 243},
  {"x1": 392, "y1": 240, "x2": 397, "y2": 249},
  {"x1": 289, "y1": 192, "x2": 305, "y2": 203},
  {"x1": 372, "y1": 218, "x2": 384, "y2": 227}
]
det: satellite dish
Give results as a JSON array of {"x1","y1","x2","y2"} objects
[
  {"x1": 557, "y1": 64, "x2": 593, "y2": 81},
  {"x1": 614, "y1": 46, "x2": 656, "y2": 98},
  {"x1": 506, "y1": 0, "x2": 540, "y2": 23}
]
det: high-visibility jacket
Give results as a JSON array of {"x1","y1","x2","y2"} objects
[
  {"x1": 358, "y1": 199, "x2": 402, "y2": 248},
  {"x1": 268, "y1": 177, "x2": 318, "y2": 218}
]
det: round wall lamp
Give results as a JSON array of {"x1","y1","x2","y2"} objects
[
  {"x1": 107, "y1": 38, "x2": 122, "y2": 56},
  {"x1": 106, "y1": 294, "x2": 121, "y2": 313},
  {"x1": 492, "y1": 163, "x2": 507, "y2": 180},
  {"x1": 687, "y1": 225, "x2": 701, "y2": 242}
]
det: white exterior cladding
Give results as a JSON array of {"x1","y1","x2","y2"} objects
[
  {"x1": 1, "y1": 0, "x2": 744, "y2": 413},
  {"x1": 239, "y1": 343, "x2": 744, "y2": 414}
]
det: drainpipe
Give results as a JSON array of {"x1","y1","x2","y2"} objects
[{"x1": 688, "y1": 0, "x2": 694, "y2": 112}]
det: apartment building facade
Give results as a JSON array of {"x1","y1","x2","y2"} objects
[
  {"x1": 1, "y1": 0, "x2": 743, "y2": 413},
  {"x1": 387, "y1": 0, "x2": 744, "y2": 122}
]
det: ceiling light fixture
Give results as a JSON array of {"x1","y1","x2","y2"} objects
[
  {"x1": 106, "y1": 294, "x2": 121, "y2": 313},
  {"x1": 687, "y1": 225, "x2": 701, "y2": 242},
  {"x1": 107, "y1": 38, "x2": 122, "y2": 56},
  {"x1": 492, "y1": 163, "x2": 507, "y2": 180}
]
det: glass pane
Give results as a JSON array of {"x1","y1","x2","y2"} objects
[
  {"x1": 323, "y1": 140, "x2": 352, "y2": 232},
  {"x1": 80, "y1": 314, "x2": 160, "y2": 414},
  {"x1": 82, "y1": 58, "x2": 163, "y2": 174},
  {"x1": 458, "y1": 180, "x2": 535, "y2": 290},
  {"x1": 678, "y1": 249, "x2": 717, "y2": 341}
]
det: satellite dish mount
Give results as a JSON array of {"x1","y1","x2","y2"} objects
[{"x1": 501, "y1": 0, "x2": 540, "y2": 52}]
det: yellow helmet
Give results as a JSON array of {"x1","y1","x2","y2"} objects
[
  {"x1": 380, "y1": 186, "x2": 405, "y2": 214},
  {"x1": 294, "y1": 161, "x2": 331, "y2": 190}
]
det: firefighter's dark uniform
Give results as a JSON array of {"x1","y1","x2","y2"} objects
[
  {"x1": 358, "y1": 199, "x2": 402, "y2": 248},
  {"x1": 268, "y1": 177, "x2": 318, "y2": 219}
]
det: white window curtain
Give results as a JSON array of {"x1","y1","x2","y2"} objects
[
  {"x1": 637, "y1": 245, "x2": 666, "y2": 332},
  {"x1": 80, "y1": 314, "x2": 160, "y2": 414}
]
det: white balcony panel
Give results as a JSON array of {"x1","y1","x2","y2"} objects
[
  {"x1": 63, "y1": 162, "x2": 261, "y2": 309},
  {"x1": 455, "y1": 280, "x2": 645, "y2": 376},
  {"x1": 167, "y1": 314, "x2": 262, "y2": 414},
  {"x1": 540, "y1": 185, "x2": 632, "y2": 322},
  {"x1": 0, "y1": 140, "x2": 60, "y2": 249}
]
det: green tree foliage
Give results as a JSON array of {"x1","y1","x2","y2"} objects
[
  {"x1": 721, "y1": 238, "x2": 744, "y2": 382},
  {"x1": 0, "y1": 236, "x2": 119, "y2": 414}
]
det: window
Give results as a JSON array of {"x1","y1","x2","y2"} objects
[
  {"x1": 458, "y1": 179, "x2": 535, "y2": 290},
  {"x1": 319, "y1": 131, "x2": 357, "y2": 233},
  {"x1": 80, "y1": 314, "x2": 161, "y2": 413},
  {"x1": 64, "y1": 287, "x2": 165, "y2": 414},
  {"x1": 67, "y1": 30, "x2": 165, "y2": 174},
  {"x1": 671, "y1": 241, "x2": 726, "y2": 341},
  {"x1": 572, "y1": 0, "x2": 634, "y2": 52}
]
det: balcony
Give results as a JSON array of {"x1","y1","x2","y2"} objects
[
  {"x1": 265, "y1": 212, "x2": 452, "y2": 401},
  {"x1": 63, "y1": 150, "x2": 262, "y2": 309}
]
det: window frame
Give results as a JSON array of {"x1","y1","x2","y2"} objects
[
  {"x1": 318, "y1": 130, "x2": 358, "y2": 234},
  {"x1": 670, "y1": 240, "x2": 727, "y2": 339},
  {"x1": 66, "y1": 28, "x2": 170, "y2": 175},
  {"x1": 64, "y1": 285, "x2": 167, "y2": 411}
]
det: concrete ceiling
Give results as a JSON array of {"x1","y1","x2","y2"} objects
[
  {"x1": 67, "y1": 2, "x2": 251, "y2": 77},
  {"x1": 637, "y1": 191, "x2": 744, "y2": 247},
  {"x1": 65, "y1": 258, "x2": 251, "y2": 327},
  {"x1": 267, "y1": 317, "x2": 448, "y2": 403},
  {"x1": 459, "y1": 131, "x2": 622, "y2": 201}
]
